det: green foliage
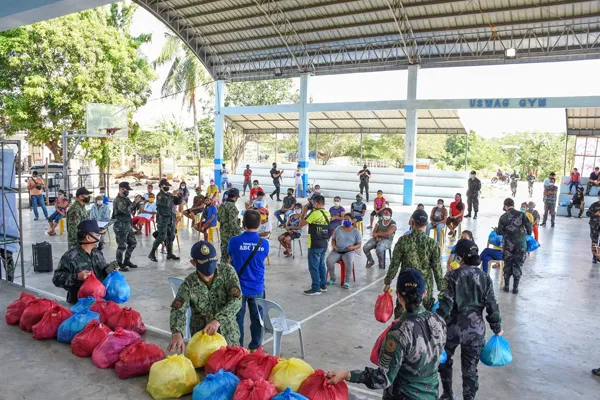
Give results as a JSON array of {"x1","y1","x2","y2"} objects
[{"x1": 0, "y1": 5, "x2": 156, "y2": 161}]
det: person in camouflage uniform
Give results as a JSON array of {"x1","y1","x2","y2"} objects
[
  {"x1": 509, "y1": 170, "x2": 520, "y2": 197},
  {"x1": 218, "y1": 187, "x2": 241, "y2": 258},
  {"x1": 149, "y1": 178, "x2": 180, "y2": 262},
  {"x1": 53, "y1": 220, "x2": 118, "y2": 304},
  {"x1": 586, "y1": 194, "x2": 600, "y2": 263},
  {"x1": 327, "y1": 269, "x2": 446, "y2": 400},
  {"x1": 168, "y1": 241, "x2": 242, "y2": 353},
  {"x1": 465, "y1": 170, "x2": 481, "y2": 219},
  {"x1": 437, "y1": 239, "x2": 502, "y2": 400},
  {"x1": 384, "y1": 210, "x2": 442, "y2": 318},
  {"x1": 496, "y1": 197, "x2": 532, "y2": 294},
  {"x1": 66, "y1": 187, "x2": 92, "y2": 248},
  {"x1": 112, "y1": 182, "x2": 137, "y2": 271}
]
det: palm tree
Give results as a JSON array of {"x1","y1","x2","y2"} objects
[{"x1": 153, "y1": 33, "x2": 209, "y2": 161}]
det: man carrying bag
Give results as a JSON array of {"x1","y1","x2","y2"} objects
[{"x1": 227, "y1": 210, "x2": 270, "y2": 351}]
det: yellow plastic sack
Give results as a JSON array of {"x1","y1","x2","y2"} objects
[
  {"x1": 147, "y1": 354, "x2": 200, "y2": 400},
  {"x1": 185, "y1": 331, "x2": 227, "y2": 368},
  {"x1": 269, "y1": 357, "x2": 314, "y2": 392}
]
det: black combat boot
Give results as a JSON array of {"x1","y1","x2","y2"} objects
[
  {"x1": 512, "y1": 278, "x2": 520, "y2": 294},
  {"x1": 166, "y1": 243, "x2": 180, "y2": 261},
  {"x1": 148, "y1": 245, "x2": 159, "y2": 262},
  {"x1": 503, "y1": 275, "x2": 510, "y2": 292},
  {"x1": 118, "y1": 261, "x2": 129, "y2": 272},
  {"x1": 567, "y1": 210, "x2": 572, "y2": 217},
  {"x1": 473, "y1": 212, "x2": 478, "y2": 219},
  {"x1": 439, "y1": 380, "x2": 454, "y2": 400},
  {"x1": 465, "y1": 213, "x2": 472, "y2": 218},
  {"x1": 593, "y1": 257, "x2": 598, "y2": 264},
  {"x1": 124, "y1": 258, "x2": 138, "y2": 269}
]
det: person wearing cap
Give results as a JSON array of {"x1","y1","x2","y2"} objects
[
  {"x1": 218, "y1": 187, "x2": 241, "y2": 258},
  {"x1": 465, "y1": 170, "x2": 481, "y2": 219},
  {"x1": 242, "y1": 164, "x2": 253, "y2": 196},
  {"x1": 357, "y1": 164, "x2": 371, "y2": 202},
  {"x1": 149, "y1": 178, "x2": 180, "y2": 262},
  {"x1": 384, "y1": 209, "x2": 442, "y2": 318},
  {"x1": 586, "y1": 195, "x2": 600, "y2": 263},
  {"x1": 269, "y1": 162, "x2": 284, "y2": 201},
  {"x1": 66, "y1": 187, "x2": 92, "y2": 248},
  {"x1": 496, "y1": 198, "x2": 532, "y2": 293},
  {"x1": 112, "y1": 181, "x2": 137, "y2": 271},
  {"x1": 509, "y1": 170, "x2": 520, "y2": 197},
  {"x1": 363, "y1": 208, "x2": 396, "y2": 269},
  {"x1": 541, "y1": 175, "x2": 558, "y2": 227},
  {"x1": 367, "y1": 190, "x2": 387, "y2": 230},
  {"x1": 326, "y1": 269, "x2": 446, "y2": 400},
  {"x1": 294, "y1": 164, "x2": 303, "y2": 197},
  {"x1": 437, "y1": 239, "x2": 503, "y2": 400},
  {"x1": 206, "y1": 178, "x2": 219, "y2": 201},
  {"x1": 351, "y1": 194, "x2": 367, "y2": 222},
  {"x1": 168, "y1": 241, "x2": 242, "y2": 352},
  {"x1": 53, "y1": 220, "x2": 119, "y2": 304}
]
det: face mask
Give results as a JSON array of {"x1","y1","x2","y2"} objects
[
  {"x1": 123, "y1": 190, "x2": 129, "y2": 197},
  {"x1": 334, "y1": 201, "x2": 340, "y2": 207},
  {"x1": 253, "y1": 184, "x2": 258, "y2": 188},
  {"x1": 195, "y1": 191, "x2": 202, "y2": 195},
  {"x1": 181, "y1": 185, "x2": 186, "y2": 189},
  {"x1": 520, "y1": 207, "x2": 526, "y2": 213},
  {"x1": 83, "y1": 196, "x2": 91, "y2": 204},
  {"x1": 80, "y1": 233, "x2": 101, "y2": 245},
  {"x1": 469, "y1": 174, "x2": 475, "y2": 178},
  {"x1": 96, "y1": 200, "x2": 103, "y2": 206},
  {"x1": 261, "y1": 216, "x2": 267, "y2": 222},
  {"x1": 162, "y1": 186, "x2": 169, "y2": 192},
  {"x1": 529, "y1": 206, "x2": 534, "y2": 210},
  {"x1": 148, "y1": 198, "x2": 155, "y2": 203},
  {"x1": 356, "y1": 198, "x2": 361, "y2": 202},
  {"x1": 455, "y1": 197, "x2": 460, "y2": 201},
  {"x1": 314, "y1": 189, "x2": 320, "y2": 193},
  {"x1": 297, "y1": 167, "x2": 300, "y2": 171},
  {"x1": 437, "y1": 204, "x2": 443, "y2": 208},
  {"x1": 99, "y1": 192, "x2": 105, "y2": 197},
  {"x1": 57, "y1": 194, "x2": 63, "y2": 199},
  {"x1": 343, "y1": 220, "x2": 352, "y2": 228},
  {"x1": 377, "y1": 194, "x2": 383, "y2": 198},
  {"x1": 210, "y1": 181, "x2": 215, "y2": 185},
  {"x1": 196, "y1": 261, "x2": 217, "y2": 276},
  {"x1": 287, "y1": 192, "x2": 293, "y2": 196},
  {"x1": 383, "y1": 215, "x2": 391, "y2": 221},
  {"x1": 294, "y1": 209, "x2": 302, "y2": 214}
]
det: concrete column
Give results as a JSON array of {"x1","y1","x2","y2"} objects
[
  {"x1": 403, "y1": 65, "x2": 419, "y2": 205},
  {"x1": 213, "y1": 80, "x2": 225, "y2": 189},
  {"x1": 298, "y1": 73, "x2": 310, "y2": 197}
]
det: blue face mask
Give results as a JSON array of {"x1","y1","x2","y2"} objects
[
  {"x1": 196, "y1": 261, "x2": 217, "y2": 276},
  {"x1": 343, "y1": 220, "x2": 352, "y2": 228}
]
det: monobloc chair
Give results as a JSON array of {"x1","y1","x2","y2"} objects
[
  {"x1": 167, "y1": 277, "x2": 191, "y2": 340},
  {"x1": 254, "y1": 298, "x2": 305, "y2": 359}
]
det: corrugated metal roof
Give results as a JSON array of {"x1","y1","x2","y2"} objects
[
  {"x1": 135, "y1": 0, "x2": 600, "y2": 82},
  {"x1": 567, "y1": 108, "x2": 600, "y2": 135},
  {"x1": 224, "y1": 108, "x2": 466, "y2": 134}
]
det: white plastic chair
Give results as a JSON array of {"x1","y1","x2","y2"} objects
[
  {"x1": 168, "y1": 277, "x2": 192, "y2": 340},
  {"x1": 277, "y1": 236, "x2": 303, "y2": 259},
  {"x1": 254, "y1": 298, "x2": 305, "y2": 359}
]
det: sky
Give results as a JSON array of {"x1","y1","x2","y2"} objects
[{"x1": 131, "y1": 7, "x2": 600, "y2": 138}]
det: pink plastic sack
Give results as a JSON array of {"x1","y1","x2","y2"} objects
[
  {"x1": 374, "y1": 290, "x2": 394, "y2": 323},
  {"x1": 236, "y1": 347, "x2": 279, "y2": 381},
  {"x1": 77, "y1": 272, "x2": 106, "y2": 300},
  {"x1": 370, "y1": 322, "x2": 395, "y2": 364},
  {"x1": 106, "y1": 306, "x2": 146, "y2": 335},
  {"x1": 89, "y1": 300, "x2": 121, "y2": 324},
  {"x1": 233, "y1": 378, "x2": 277, "y2": 400},
  {"x1": 115, "y1": 340, "x2": 165, "y2": 379},
  {"x1": 205, "y1": 345, "x2": 249, "y2": 375},
  {"x1": 71, "y1": 320, "x2": 112, "y2": 357},
  {"x1": 298, "y1": 370, "x2": 349, "y2": 400},
  {"x1": 5, "y1": 293, "x2": 36, "y2": 325},
  {"x1": 32, "y1": 305, "x2": 73, "y2": 340},
  {"x1": 92, "y1": 327, "x2": 141, "y2": 368},
  {"x1": 19, "y1": 298, "x2": 57, "y2": 332}
]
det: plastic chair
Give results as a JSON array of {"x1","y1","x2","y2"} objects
[
  {"x1": 380, "y1": 247, "x2": 392, "y2": 269},
  {"x1": 254, "y1": 298, "x2": 305, "y2": 359},
  {"x1": 486, "y1": 241, "x2": 505, "y2": 287},
  {"x1": 207, "y1": 223, "x2": 220, "y2": 243},
  {"x1": 167, "y1": 277, "x2": 191, "y2": 340},
  {"x1": 59, "y1": 218, "x2": 65, "y2": 235},
  {"x1": 326, "y1": 259, "x2": 356, "y2": 286},
  {"x1": 356, "y1": 221, "x2": 364, "y2": 235},
  {"x1": 278, "y1": 236, "x2": 303, "y2": 259},
  {"x1": 433, "y1": 226, "x2": 446, "y2": 250},
  {"x1": 144, "y1": 215, "x2": 156, "y2": 236}
]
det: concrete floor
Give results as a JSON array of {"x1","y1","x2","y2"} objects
[{"x1": 2, "y1": 181, "x2": 600, "y2": 399}]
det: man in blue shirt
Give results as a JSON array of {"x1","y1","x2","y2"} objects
[
  {"x1": 228, "y1": 210, "x2": 269, "y2": 351},
  {"x1": 99, "y1": 186, "x2": 110, "y2": 205},
  {"x1": 198, "y1": 196, "x2": 218, "y2": 238}
]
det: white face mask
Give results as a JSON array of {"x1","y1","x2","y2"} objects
[
  {"x1": 314, "y1": 189, "x2": 320, "y2": 193},
  {"x1": 99, "y1": 192, "x2": 105, "y2": 197},
  {"x1": 437, "y1": 204, "x2": 443, "y2": 208},
  {"x1": 96, "y1": 200, "x2": 103, "y2": 206},
  {"x1": 469, "y1": 174, "x2": 475, "y2": 178},
  {"x1": 383, "y1": 215, "x2": 391, "y2": 221},
  {"x1": 294, "y1": 209, "x2": 302, "y2": 214},
  {"x1": 334, "y1": 201, "x2": 340, "y2": 206}
]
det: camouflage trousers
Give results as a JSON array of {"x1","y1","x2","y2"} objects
[
  {"x1": 439, "y1": 342, "x2": 484, "y2": 400},
  {"x1": 115, "y1": 228, "x2": 137, "y2": 263},
  {"x1": 394, "y1": 294, "x2": 435, "y2": 320},
  {"x1": 220, "y1": 235, "x2": 233, "y2": 261},
  {"x1": 0, "y1": 249, "x2": 14, "y2": 282},
  {"x1": 502, "y1": 248, "x2": 526, "y2": 280},
  {"x1": 152, "y1": 221, "x2": 175, "y2": 249},
  {"x1": 467, "y1": 194, "x2": 479, "y2": 214}
]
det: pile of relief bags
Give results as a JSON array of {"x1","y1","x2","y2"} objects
[
  {"x1": 4, "y1": 272, "x2": 163, "y2": 380},
  {"x1": 147, "y1": 330, "x2": 349, "y2": 400}
]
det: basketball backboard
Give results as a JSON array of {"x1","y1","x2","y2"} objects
[{"x1": 86, "y1": 103, "x2": 129, "y2": 138}]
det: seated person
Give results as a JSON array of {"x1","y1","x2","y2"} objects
[
  {"x1": 197, "y1": 196, "x2": 218, "y2": 236},
  {"x1": 567, "y1": 187, "x2": 585, "y2": 218},
  {"x1": 221, "y1": 182, "x2": 233, "y2": 204},
  {"x1": 205, "y1": 179, "x2": 219, "y2": 201},
  {"x1": 521, "y1": 202, "x2": 534, "y2": 224},
  {"x1": 328, "y1": 196, "x2": 345, "y2": 233},
  {"x1": 426, "y1": 199, "x2": 447, "y2": 245},
  {"x1": 143, "y1": 184, "x2": 154, "y2": 201},
  {"x1": 99, "y1": 186, "x2": 109, "y2": 205},
  {"x1": 446, "y1": 230, "x2": 474, "y2": 271},
  {"x1": 183, "y1": 188, "x2": 205, "y2": 221},
  {"x1": 135, "y1": 193, "x2": 157, "y2": 232},
  {"x1": 249, "y1": 180, "x2": 264, "y2": 201},
  {"x1": 404, "y1": 204, "x2": 425, "y2": 236},
  {"x1": 47, "y1": 190, "x2": 70, "y2": 236},
  {"x1": 480, "y1": 231, "x2": 502, "y2": 273},
  {"x1": 131, "y1": 194, "x2": 147, "y2": 235},
  {"x1": 308, "y1": 185, "x2": 322, "y2": 205},
  {"x1": 326, "y1": 214, "x2": 362, "y2": 289},
  {"x1": 585, "y1": 166, "x2": 600, "y2": 195},
  {"x1": 368, "y1": 190, "x2": 387, "y2": 229},
  {"x1": 274, "y1": 188, "x2": 296, "y2": 227},
  {"x1": 446, "y1": 193, "x2": 464, "y2": 237},
  {"x1": 278, "y1": 203, "x2": 303, "y2": 257},
  {"x1": 246, "y1": 191, "x2": 267, "y2": 210},
  {"x1": 363, "y1": 208, "x2": 397, "y2": 268},
  {"x1": 257, "y1": 208, "x2": 272, "y2": 238},
  {"x1": 350, "y1": 194, "x2": 367, "y2": 222},
  {"x1": 177, "y1": 181, "x2": 190, "y2": 213}
]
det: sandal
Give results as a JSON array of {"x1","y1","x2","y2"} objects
[{"x1": 366, "y1": 260, "x2": 375, "y2": 269}]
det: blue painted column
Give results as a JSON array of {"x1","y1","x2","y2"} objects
[
  {"x1": 403, "y1": 65, "x2": 419, "y2": 205},
  {"x1": 298, "y1": 73, "x2": 310, "y2": 197},
  {"x1": 213, "y1": 80, "x2": 225, "y2": 189}
]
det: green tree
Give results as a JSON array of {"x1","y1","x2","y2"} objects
[{"x1": 0, "y1": 4, "x2": 156, "y2": 162}]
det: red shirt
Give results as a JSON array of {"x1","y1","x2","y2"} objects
[
  {"x1": 570, "y1": 171, "x2": 580, "y2": 182},
  {"x1": 374, "y1": 197, "x2": 386, "y2": 210},
  {"x1": 249, "y1": 187, "x2": 264, "y2": 200},
  {"x1": 243, "y1": 169, "x2": 252, "y2": 180},
  {"x1": 450, "y1": 201, "x2": 463, "y2": 217}
]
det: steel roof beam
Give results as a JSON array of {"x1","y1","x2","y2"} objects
[
  {"x1": 168, "y1": 0, "x2": 236, "y2": 13},
  {"x1": 385, "y1": 0, "x2": 420, "y2": 64}
]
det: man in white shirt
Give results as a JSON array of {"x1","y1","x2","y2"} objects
[
  {"x1": 294, "y1": 165, "x2": 303, "y2": 197},
  {"x1": 221, "y1": 163, "x2": 230, "y2": 188},
  {"x1": 257, "y1": 208, "x2": 272, "y2": 238}
]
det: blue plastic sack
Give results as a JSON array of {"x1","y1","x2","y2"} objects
[
  {"x1": 559, "y1": 201, "x2": 569, "y2": 207},
  {"x1": 70, "y1": 296, "x2": 96, "y2": 313},
  {"x1": 192, "y1": 369, "x2": 239, "y2": 400},
  {"x1": 272, "y1": 388, "x2": 309, "y2": 400},
  {"x1": 526, "y1": 234, "x2": 539, "y2": 252},
  {"x1": 440, "y1": 349, "x2": 447, "y2": 364},
  {"x1": 431, "y1": 301, "x2": 439, "y2": 313},
  {"x1": 57, "y1": 309, "x2": 100, "y2": 343},
  {"x1": 488, "y1": 231, "x2": 503, "y2": 247},
  {"x1": 480, "y1": 335, "x2": 512, "y2": 367},
  {"x1": 103, "y1": 271, "x2": 130, "y2": 304}
]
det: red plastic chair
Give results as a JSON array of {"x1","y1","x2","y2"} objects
[
  {"x1": 338, "y1": 260, "x2": 356, "y2": 286},
  {"x1": 144, "y1": 215, "x2": 157, "y2": 236}
]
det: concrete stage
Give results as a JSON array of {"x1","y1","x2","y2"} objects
[{"x1": 1, "y1": 181, "x2": 599, "y2": 399}]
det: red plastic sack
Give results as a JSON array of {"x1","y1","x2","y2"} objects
[
  {"x1": 370, "y1": 322, "x2": 395, "y2": 364},
  {"x1": 90, "y1": 300, "x2": 121, "y2": 324},
  {"x1": 205, "y1": 345, "x2": 249, "y2": 375},
  {"x1": 236, "y1": 347, "x2": 279, "y2": 381},
  {"x1": 298, "y1": 370, "x2": 349, "y2": 400},
  {"x1": 374, "y1": 290, "x2": 394, "y2": 323},
  {"x1": 71, "y1": 320, "x2": 112, "y2": 357},
  {"x1": 92, "y1": 327, "x2": 142, "y2": 368},
  {"x1": 106, "y1": 306, "x2": 146, "y2": 335},
  {"x1": 32, "y1": 305, "x2": 72, "y2": 340},
  {"x1": 115, "y1": 340, "x2": 165, "y2": 379},
  {"x1": 5, "y1": 292, "x2": 36, "y2": 325},
  {"x1": 77, "y1": 272, "x2": 106, "y2": 300},
  {"x1": 19, "y1": 298, "x2": 56, "y2": 332},
  {"x1": 233, "y1": 378, "x2": 277, "y2": 400}
]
